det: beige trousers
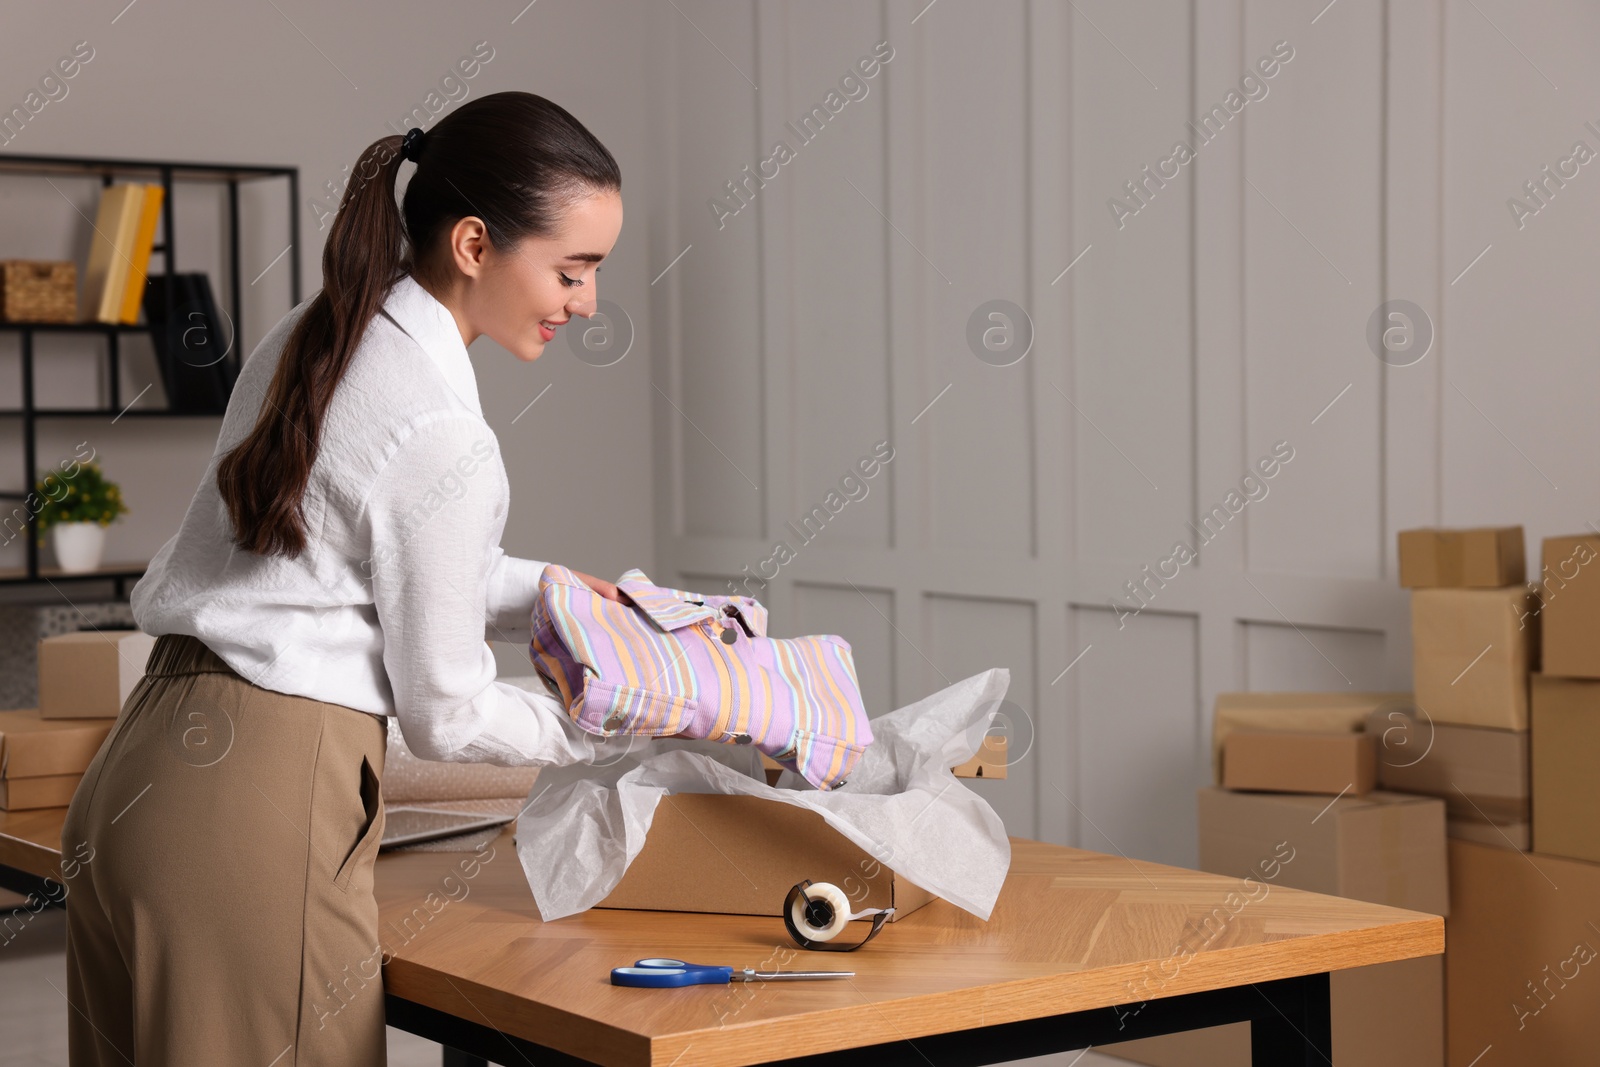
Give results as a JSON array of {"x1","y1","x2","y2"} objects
[{"x1": 60, "y1": 632, "x2": 390, "y2": 1066}]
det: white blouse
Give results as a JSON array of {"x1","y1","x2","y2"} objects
[{"x1": 130, "y1": 273, "x2": 603, "y2": 768}]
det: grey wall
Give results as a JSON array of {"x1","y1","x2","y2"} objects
[{"x1": 647, "y1": 0, "x2": 1600, "y2": 870}]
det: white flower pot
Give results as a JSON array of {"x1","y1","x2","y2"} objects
[{"x1": 51, "y1": 521, "x2": 106, "y2": 574}]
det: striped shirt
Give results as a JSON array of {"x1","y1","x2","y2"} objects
[{"x1": 528, "y1": 564, "x2": 871, "y2": 789}]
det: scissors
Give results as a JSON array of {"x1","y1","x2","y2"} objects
[{"x1": 610, "y1": 957, "x2": 854, "y2": 987}]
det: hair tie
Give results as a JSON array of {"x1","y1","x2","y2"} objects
[{"x1": 399, "y1": 126, "x2": 426, "y2": 163}]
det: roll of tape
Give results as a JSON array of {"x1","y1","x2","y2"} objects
[{"x1": 789, "y1": 881, "x2": 850, "y2": 942}]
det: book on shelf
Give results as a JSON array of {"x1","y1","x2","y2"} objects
[
  {"x1": 81, "y1": 184, "x2": 141, "y2": 323},
  {"x1": 142, "y1": 272, "x2": 237, "y2": 414},
  {"x1": 117, "y1": 184, "x2": 164, "y2": 325},
  {"x1": 80, "y1": 182, "x2": 163, "y2": 325}
]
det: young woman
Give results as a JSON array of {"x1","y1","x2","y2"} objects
[{"x1": 60, "y1": 91, "x2": 624, "y2": 1066}]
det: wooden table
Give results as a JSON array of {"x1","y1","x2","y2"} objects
[
  {"x1": 2, "y1": 807, "x2": 1444, "y2": 1066},
  {"x1": 376, "y1": 824, "x2": 1443, "y2": 1067},
  {"x1": 0, "y1": 807, "x2": 69, "y2": 893}
]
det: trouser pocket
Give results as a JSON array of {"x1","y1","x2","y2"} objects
[{"x1": 333, "y1": 753, "x2": 383, "y2": 893}]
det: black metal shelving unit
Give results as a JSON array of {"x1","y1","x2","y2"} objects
[{"x1": 0, "y1": 152, "x2": 301, "y2": 597}]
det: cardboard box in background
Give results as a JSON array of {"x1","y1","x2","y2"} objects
[
  {"x1": 1447, "y1": 816, "x2": 1529, "y2": 851},
  {"x1": 38, "y1": 629, "x2": 155, "y2": 718},
  {"x1": 1530, "y1": 673, "x2": 1600, "y2": 864},
  {"x1": 0, "y1": 772, "x2": 81, "y2": 810},
  {"x1": 1221, "y1": 730, "x2": 1375, "y2": 795},
  {"x1": 1446, "y1": 840, "x2": 1600, "y2": 1065},
  {"x1": 1540, "y1": 534, "x2": 1600, "y2": 678},
  {"x1": 1104, "y1": 955, "x2": 1444, "y2": 1067},
  {"x1": 0, "y1": 708, "x2": 113, "y2": 778},
  {"x1": 1410, "y1": 586, "x2": 1537, "y2": 729},
  {"x1": 0, "y1": 601, "x2": 137, "y2": 712},
  {"x1": 1210, "y1": 691, "x2": 1411, "y2": 784},
  {"x1": 0, "y1": 709, "x2": 109, "y2": 811},
  {"x1": 1365, "y1": 705, "x2": 1530, "y2": 849},
  {"x1": 593, "y1": 793, "x2": 935, "y2": 921},
  {"x1": 1197, "y1": 787, "x2": 1448, "y2": 916},
  {"x1": 758, "y1": 733, "x2": 1006, "y2": 785},
  {"x1": 1398, "y1": 525, "x2": 1525, "y2": 588}
]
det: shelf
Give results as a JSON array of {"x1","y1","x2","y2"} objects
[
  {"x1": 0, "y1": 152, "x2": 295, "y2": 183},
  {"x1": 0, "y1": 322, "x2": 150, "y2": 333},
  {"x1": 0, "y1": 150, "x2": 299, "y2": 593},
  {"x1": 0, "y1": 560, "x2": 147, "y2": 584}
]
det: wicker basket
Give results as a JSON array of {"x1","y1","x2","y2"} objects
[{"x1": 0, "y1": 260, "x2": 78, "y2": 324}]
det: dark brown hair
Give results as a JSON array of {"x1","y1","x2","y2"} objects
[{"x1": 217, "y1": 91, "x2": 620, "y2": 558}]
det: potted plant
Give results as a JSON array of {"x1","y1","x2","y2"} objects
[{"x1": 34, "y1": 462, "x2": 128, "y2": 573}]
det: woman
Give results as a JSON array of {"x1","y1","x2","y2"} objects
[{"x1": 59, "y1": 91, "x2": 624, "y2": 1066}]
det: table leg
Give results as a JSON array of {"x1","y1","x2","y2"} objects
[
  {"x1": 1249, "y1": 972, "x2": 1332, "y2": 1065},
  {"x1": 441, "y1": 1048, "x2": 489, "y2": 1067}
]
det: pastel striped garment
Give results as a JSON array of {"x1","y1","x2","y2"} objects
[{"x1": 527, "y1": 565, "x2": 871, "y2": 790}]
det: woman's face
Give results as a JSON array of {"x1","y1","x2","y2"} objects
[{"x1": 451, "y1": 187, "x2": 623, "y2": 362}]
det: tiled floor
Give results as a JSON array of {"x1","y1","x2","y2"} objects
[{"x1": 0, "y1": 903, "x2": 1130, "y2": 1067}]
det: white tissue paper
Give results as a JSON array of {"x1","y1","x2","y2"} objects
[{"x1": 514, "y1": 666, "x2": 1013, "y2": 922}]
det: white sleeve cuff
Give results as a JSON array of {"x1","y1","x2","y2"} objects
[
  {"x1": 485, "y1": 548, "x2": 548, "y2": 646},
  {"x1": 448, "y1": 680, "x2": 600, "y2": 767}
]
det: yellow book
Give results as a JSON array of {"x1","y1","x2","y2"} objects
[
  {"x1": 81, "y1": 184, "x2": 144, "y2": 324},
  {"x1": 117, "y1": 183, "x2": 164, "y2": 325}
]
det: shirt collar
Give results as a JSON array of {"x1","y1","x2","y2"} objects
[{"x1": 380, "y1": 273, "x2": 482, "y2": 417}]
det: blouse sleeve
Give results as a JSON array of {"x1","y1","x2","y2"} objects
[
  {"x1": 363, "y1": 415, "x2": 596, "y2": 767},
  {"x1": 484, "y1": 548, "x2": 548, "y2": 646}
]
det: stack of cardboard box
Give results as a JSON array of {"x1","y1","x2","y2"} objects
[
  {"x1": 1109, "y1": 688, "x2": 1449, "y2": 1067},
  {"x1": 1413, "y1": 527, "x2": 1600, "y2": 1064},
  {"x1": 1393, "y1": 526, "x2": 1534, "y2": 847},
  {"x1": 0, "y1": 628, "x2": 153, "y2": 811},
  {"x1": 0, "y1": 710, "x2": 113, "y2": 809},
  {"x1": 1528, "y1": 532, "x2": 1600, "y2": 865}
]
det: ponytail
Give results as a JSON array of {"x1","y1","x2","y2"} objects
[{"x1": 217, "y1": 92, "x2": 620, "y2": 559}]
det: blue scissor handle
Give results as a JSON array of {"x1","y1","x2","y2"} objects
[{"x1": 610, "y1": 957, "x2": 735, "y2": 987}]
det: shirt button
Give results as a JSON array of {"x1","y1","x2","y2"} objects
[
  {"x1": 604, "y1": 713, "x2": 626, "y2": 732},
  {"x1": 731, "y1": 732, "x2": 753, "y2": 745},
  {"x1": 720, "y1": 627, "x2": 737, "y2": 645}
]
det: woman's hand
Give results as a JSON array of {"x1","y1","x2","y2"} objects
[
  {"x1": 571, "y1": 568, "x2": 683, "y2": 735},
  {"x1": 571, "y1": 569, "x2": 621, "y2": 602}
]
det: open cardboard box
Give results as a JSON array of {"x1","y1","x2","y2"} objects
[{"x1": 592, "y1": 734, "x2": 1006, "y2": 922}]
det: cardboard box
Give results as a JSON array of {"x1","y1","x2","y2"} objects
[
  {"x1": 1448, "y1": 817, "x2": 1530, "y2": 850},
  {"x1": 1411, "y1": 586, "x2": 1537, "y2": 729},
  {"x1": 37, "y1": 629, "x2": 155, "y2": 718},
  {"x1": 758, "y1": 734, "x2": 1007, "y2": 784},
  {"x1": 1197, "y1": 786, "x2": 1448, "y2": 916},
  {"x1": 1540, "y1": 534, "x2": 1600, "y2": 678},
  {"x1": 1221, "y1": 730, "x2": 1376, "y2": 795},
  {"x1": 1104, "y1": 955, "x2": 1444, "y2": 1067},
  {"x1": 1445, "y1": 839, "x2": 1600, "y2": 1065},
  {"x1": 1365, "y1": 705, "x2": 1529, "y2": 849},
  {"x1": 0, "y1": 601, "x2": 136, "y2": 711},
  {"x1": 1210, "y1": 691, "x2": 1412, "y2": 784},
  {"x1": 0, "y1": 708, "x2": 113, "y2": 778},
  {"x1": 594, "y1": 793, "x2": 935, "y2": 921},
  {"x1": 0, "y1": 772, "x2": 81, "y2": 810},
  {"x1": 1398, "y1": 525, "x2": 1525, "y2": 588},
  {"x1": 1530, "y1": 673, "x2": 1600, "y2": 864},
  {"x1": 950, "y1": 731, "x2": 1008, "y2": 778}
]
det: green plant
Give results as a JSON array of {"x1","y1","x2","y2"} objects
[{"x1": 34, "y1": 462, "x2": 128, "y2": 545}]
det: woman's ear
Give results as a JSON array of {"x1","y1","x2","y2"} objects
[{"x1": 448, "y1": 215, "x2": 491, "y2": 278}]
